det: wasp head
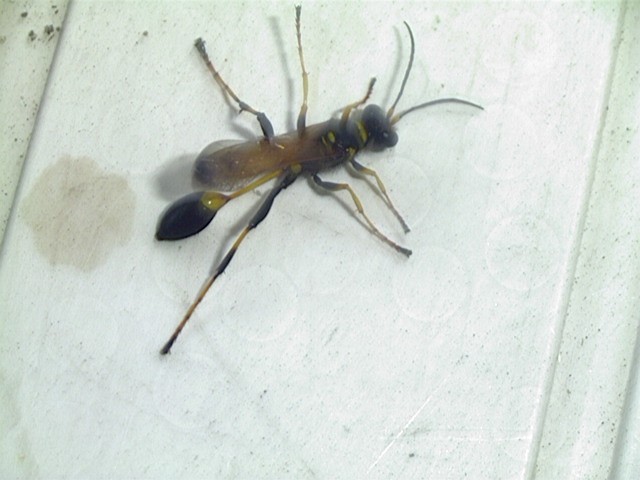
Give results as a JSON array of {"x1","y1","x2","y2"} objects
[{"x1": 361, "y1": 104, "x2": 398, "y2": 151}]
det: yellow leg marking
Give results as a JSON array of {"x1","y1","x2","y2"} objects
[
  {"x1": 314, "y1": 175, "x2": 411, "y2": 257},
  {"x1": 160, "y1": 227, "x2": 251, "y2": 355},
  {"x1": 295, "y1": 6, "x2": 309, "y2": 135},
  {"x1": 340, "y1": 78, "x2": 376, "y2": 127},
  {"x1": 227, "y1": 169, "x2": 284, "y2": 200},
  {"x1": 161, "y1": 169, "x2": 299, "y2": 354},
  {"x1": 195, "y1": 38, "x2": 275, "y2": 141},
  {"x1": 201, "y1": 169, "x2": 285, "y2": 212},
  {"x1": 349, "y1": 160, "x2": 410, "y2": 233}
]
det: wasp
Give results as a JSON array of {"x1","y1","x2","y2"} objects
[{"x1": 157, "y1": 6, "x2": 482, "y2": 354}]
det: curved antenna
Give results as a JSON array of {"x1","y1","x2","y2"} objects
[
  {"x1": 390, "y1": 98, "x2": 484, "y2": 125},
  {"x1": 386, "y1": 21, "x2": 414, "y2": 120},
  {"x1": 386, "y1": 22, "x2": 483, "y2": 125}
]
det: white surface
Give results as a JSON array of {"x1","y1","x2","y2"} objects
[
  {"x1": 1, "y1": 1, "x2": 638, "y2": 479},
  {"x1": 0, "y1": 0, "x2": 68, "y2": 242}
]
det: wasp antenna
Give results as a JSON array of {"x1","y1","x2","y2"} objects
[
  {"x1": 387, "y1": 21, "x2": 415, "y2": 120},
  {"x1": 390, "y1": 97, "x2": 484, "y2": 125}
]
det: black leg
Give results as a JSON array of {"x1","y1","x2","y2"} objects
[
  {"x1": 160, "y1": 167, "x2": 300, "y2": 354},
  {"x1": 194, "y1": 38, "x2": 275, "y2": 141}
]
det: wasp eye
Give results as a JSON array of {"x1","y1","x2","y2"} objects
[{"x1": 382, "y1": 129, "x2": 398, "y2": 147}]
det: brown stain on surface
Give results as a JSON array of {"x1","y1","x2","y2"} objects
[{"x1": 22, "y1": 156, "x2": 135, "y2": 272}]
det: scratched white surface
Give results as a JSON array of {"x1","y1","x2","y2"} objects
[{"x1": 1, "y1": 1, "x2": 639, "y2": 479}]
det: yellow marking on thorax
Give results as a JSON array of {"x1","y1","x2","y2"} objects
[
  {"x1": 355, "y1": 121, "x2": 368, "y2": 146},
  {"x1": 321, "y1": 130, "x2": 336, "y2": 148}
]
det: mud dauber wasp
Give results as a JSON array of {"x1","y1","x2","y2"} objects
[{"x1": 157, "y1": 6, "x2": 482, "y2": 354}]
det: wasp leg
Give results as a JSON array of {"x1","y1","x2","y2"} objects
[
  {"x1": 348, "y1": 158, "x2": 410, "y2": 233},
  {"x1": 312, "y1": 174, "x2": 412, "y2": 257},
  {"x1": 194, "y1": 38, "x2": 275, "y2": 142},
  {"x1": 340, "y1": 78, "x2": 376, "y2": 128},
  {"x1": 160, "y1": 167, "x2": 300, "y2": 355},
  {"x1": 295, "y1": 5, "x2": 309, "y2": 136},
  {"x1": 156, "y1": 169, "x2": 286, "y2": 241}
]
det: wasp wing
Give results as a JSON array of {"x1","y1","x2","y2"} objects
[{"x1": 192, "y1": 121, "x2": 343, "y2": 191}]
